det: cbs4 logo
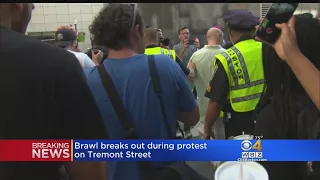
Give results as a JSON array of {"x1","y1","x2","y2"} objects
[{"x1": 241, "y1": 140, "x2": 262, "y2": 151}]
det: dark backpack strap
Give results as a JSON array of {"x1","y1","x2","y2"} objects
[
  {"x1": 97, "y1": 65, "x2": 137, "y2": 139},
  {"x1": 97, "y1": 65, "x2": 155, "y2": 180},
  {"x1": 147, "y1": 55, "x2": 183, "y2": 139}
]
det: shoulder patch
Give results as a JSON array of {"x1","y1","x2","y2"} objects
[{"x1": 206, "y1": 84, "x2": 211, "y2": 93}]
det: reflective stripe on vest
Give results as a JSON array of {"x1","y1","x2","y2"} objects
[
  {"x1": 145, "y1": 47, "x2": 176, "y2": 60},
  {"x1": 214, "y1": 39, "x2": 264, "y2": 112},
  {"x1": 231, "y1": 92, "x2": 262, "y2": 103},
  {"x1": 220, "y1": 49, "x2": 265, "y2": 91}
]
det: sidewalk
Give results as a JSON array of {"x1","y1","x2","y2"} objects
[{"x1": 184, "y1": 127, "x2": 217, "y2": 179}]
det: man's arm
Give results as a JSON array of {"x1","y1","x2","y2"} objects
[
  {"x1": 57, "y1": 54, "x2": 108, "y2": 180},
  {"x1": 286, "y1": 51, "x2": 320, "y2": 110},
  {"x1": 187, "y1": 53, "x2": 196, "y2": 80},
  {"x1": 204, "y1": 61, "x2": 229, "y2": 139},
  {"x1": 175, "y1": 64, "x2": 200, "y2": 126},
  {"x1": 175, "y1": 55, "x2": 190, "y2": 76}
]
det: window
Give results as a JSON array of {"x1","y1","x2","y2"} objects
[
  {"x1": 260, "y1": 3, "x2": 272, "y2": 18},
  {"x1": 27, "y1": 31, "x2": 55, "y2": 41},
  {"x1": 27, "y1": 31, "x2": 56, "y2": 44}
]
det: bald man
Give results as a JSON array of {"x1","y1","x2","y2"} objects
[
  {"x1": 187, "y1": 27, "x2": 226, "y2": 139},
  {"x1": 0, "y1": 3, "x2": 108, "y2": 180}
]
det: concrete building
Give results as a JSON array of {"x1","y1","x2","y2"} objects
[
  {"x1": 27, "y1": 3, "x2": 104, "y2": 51},
  {"x1": 27, "y1": 3, "x2": 319, "y2": 51},
  {"x1": 134, "y1": 3, "x2": 319, "y2": 46}
]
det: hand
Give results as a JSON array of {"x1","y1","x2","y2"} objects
[
  {"x1": 203, "y1": 133, "x2": 210, "y2": 140},
  {"x1": 273, "y1": 17, "x2": 300, "y2": 62},
  {"x1": 256, "y1": 16, "x2": 300, "y2": 62},
  {"x1": 194, "y1": 38, "x2": 200, "y2": 49},
  {"x1": 92, "y1": 50, "x2": 103, "y2": 65},
  {"x1": 182, "y1": 39, "x2": 189, "y2": 51},
  {"x1": 203, "y1": 131, "x2": 215, "y2": 140}
]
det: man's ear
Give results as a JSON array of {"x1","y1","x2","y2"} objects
[{"x1": 134, "y1": 24, "x2": 142, "y2": 40}]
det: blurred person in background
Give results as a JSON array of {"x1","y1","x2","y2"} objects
[
  {"x1": 86, "y1": 45, "x2": 108, "y2": 65},
  {"x1": 87, "y1": 4, "x2": 199, "y2": 180},
  {"x1": 173, "y1": 26, "x2": 200, "y2": 66},
  {"x1": 212, "y1": 25, "x2": 226, "y2": 46},
  {"x1": 86, "y1": 37, "x2": 108, "y2": 65},
  {"x1": 144, "y1": 28, "x2": 191, "y2": 78},
  {"x1": 160, "y1": 37, "x2": 171, "y2": 50},
  {"x1": 147, "y1": 27, "x2": 171, "y2": 50},
  {"x1": 156, "y1": 28, "x2": 171, "y2": 50},
  {"x1": 187, "y1": 27, "x2": 226, "y2": 139},
  {"x1": 254, "y1": 14, "x2": 320, "y2": 180},
  {"x1": 213, "y1": 25, "x2": 233, "y2": 49},
  {"x1": 222, "y1": 40, "x2": 233, "y2": 49},
  {"x1": 54, "y1": 26, "x2": 103, "y2": 67},
  {"x1": 173, "y1": 26, "x2": 200, "y2": 136},
  {"x1": 0, "y1": 3, "x2": 108, "y2": 180},
  {"x1": 204, "y1": 10, "x2": 264, "y2": 139}
]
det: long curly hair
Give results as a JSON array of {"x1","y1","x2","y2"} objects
[
  {"x1": 261, "y1": 13, "x2": 320, "y2": 138},
  {"x1": 89, "y1": 4, "x2": 144, "y2": 50}
]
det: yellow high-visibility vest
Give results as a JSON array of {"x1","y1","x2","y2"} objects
[
  {"x1": 214, "y1": 39, "x2": 265, "y2": 112},
  {"x1": 145, "y1": 47, "x2": 176, "y2": 61}
]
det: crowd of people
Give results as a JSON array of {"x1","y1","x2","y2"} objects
[{"x1": 1, "y1": 3, "x2": 319, "y2": 180}]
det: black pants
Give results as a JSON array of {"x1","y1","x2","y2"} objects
[{"x1": 224, "y1": 111, "x2": 255, "y2": 138}]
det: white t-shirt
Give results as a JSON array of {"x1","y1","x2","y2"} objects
[{"x1": 67, "y1": 50, "x2": 95, "y2": 68}]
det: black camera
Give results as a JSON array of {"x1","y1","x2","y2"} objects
[{"x1": 160, "y1": 38, "x2": 170, "y2": 46}]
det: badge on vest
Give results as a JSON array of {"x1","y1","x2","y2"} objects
[{"x1": 206, "y1": 84, "x2": 211, "y2": 93}]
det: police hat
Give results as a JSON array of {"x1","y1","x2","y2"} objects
[{"x1": 223, "y1": 10, "x2": 259, "y2": 29}]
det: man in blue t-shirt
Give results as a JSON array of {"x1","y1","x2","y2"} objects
[{"x1": 86, "y1": 4, "x2": 199, "y2": 180}]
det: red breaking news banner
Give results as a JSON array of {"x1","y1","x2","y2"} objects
[{"x1": 0, "y1": 140, "x2": 72, "y2": 161}]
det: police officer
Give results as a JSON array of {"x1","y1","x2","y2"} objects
[{"x1": 204, "y1": 10, "x2": 264, "y2": 139}]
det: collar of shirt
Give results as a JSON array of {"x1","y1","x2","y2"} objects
[
  {"x1": 203, "y1": 45, "x2": 222, "y2": 49},
  {"x1": 234, "y1": 37, "x2": 254, "y2": 45}
]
